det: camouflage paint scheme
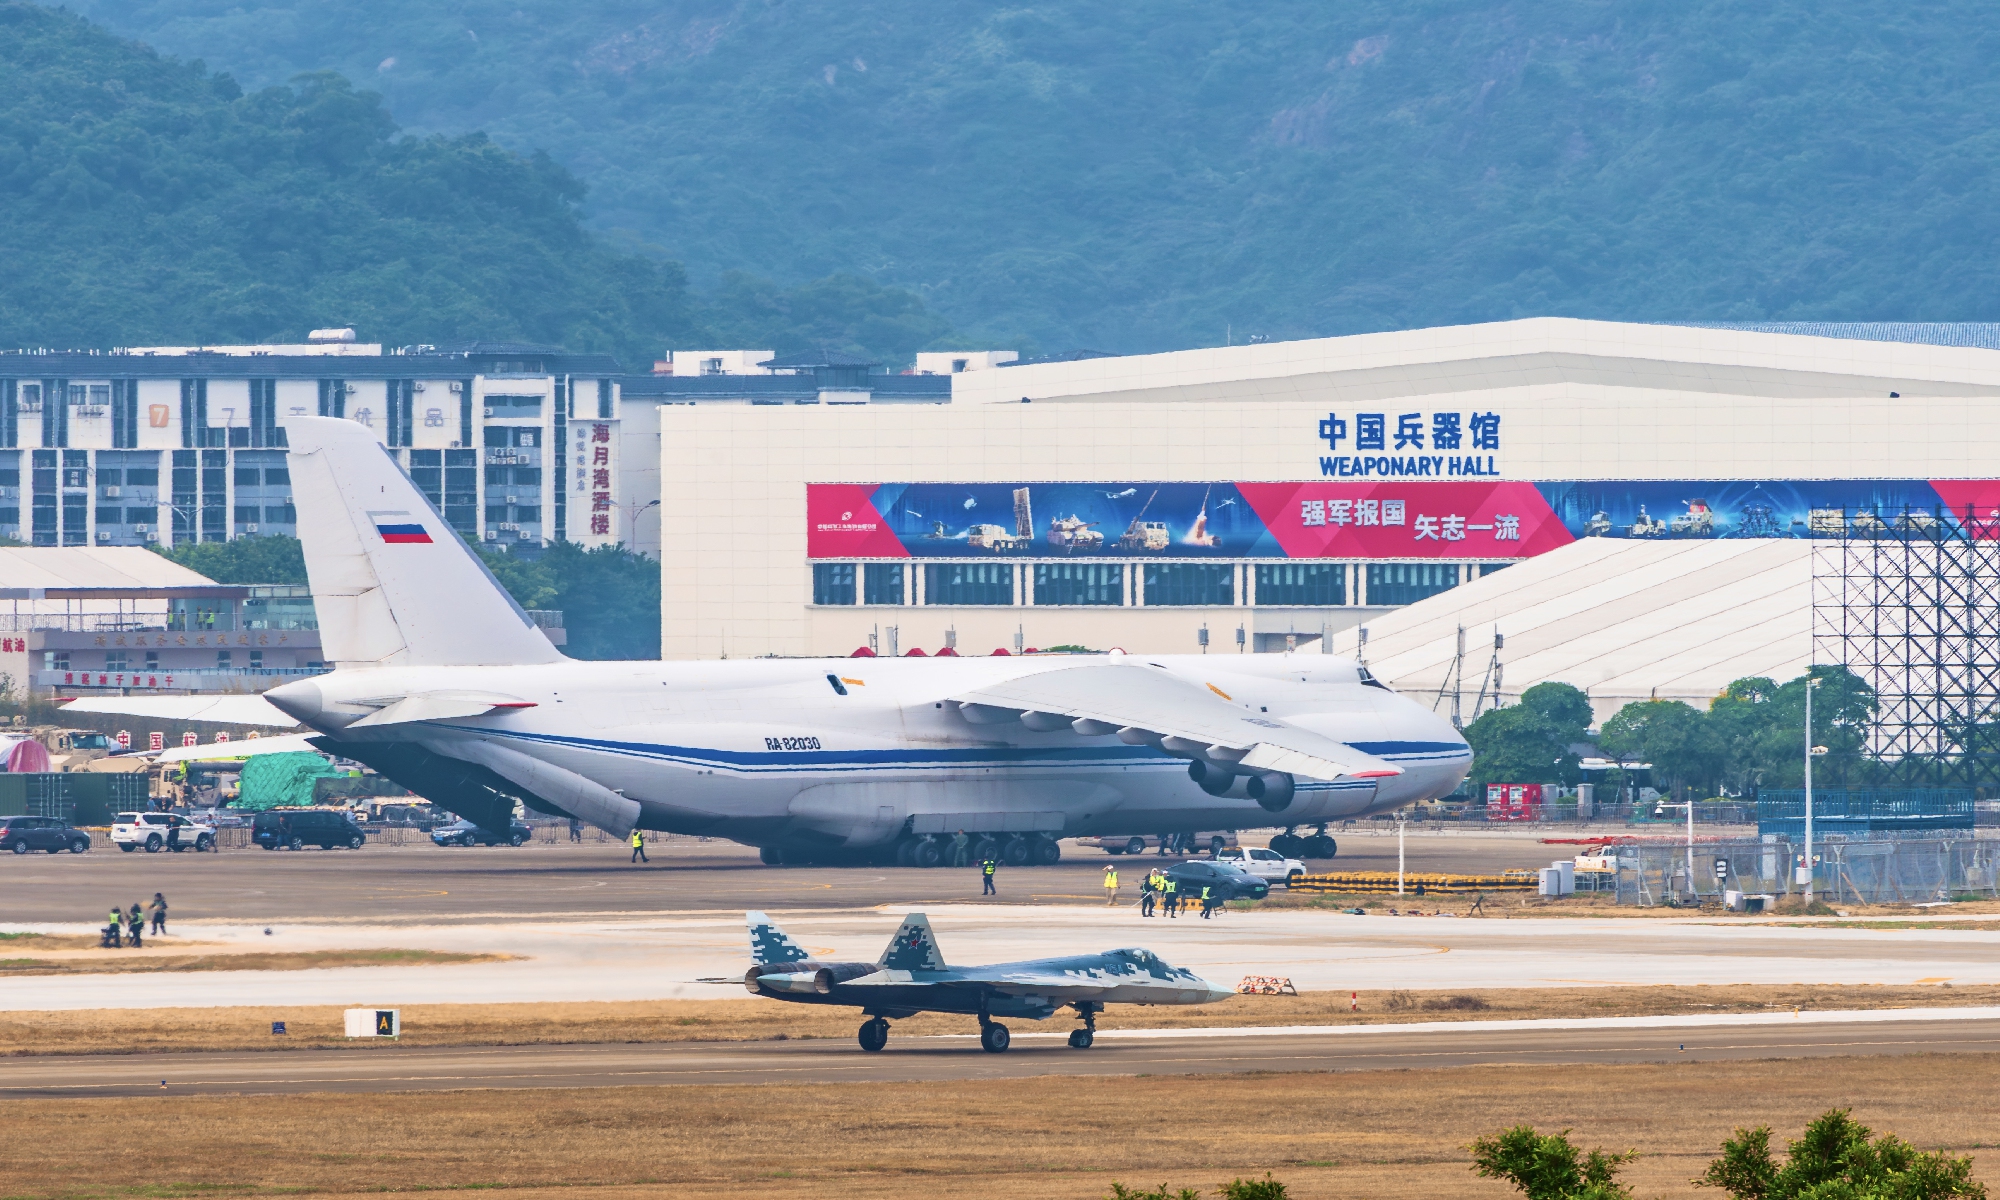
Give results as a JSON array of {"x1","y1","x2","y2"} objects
[{"x1": 744, "y1": 910, "x2": 1233, "y2": 1022}]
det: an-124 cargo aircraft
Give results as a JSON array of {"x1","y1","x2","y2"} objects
[{"x1": 67, "y1": 417, "x2": 1471, "y2": 863}]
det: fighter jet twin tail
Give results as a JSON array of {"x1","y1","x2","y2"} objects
[{"x1": 742, "y1": 910, "x2": 1233, "y2": 1052}]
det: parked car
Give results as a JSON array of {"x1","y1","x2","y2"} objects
[
  {"x1": 1075, "y1": 831, "x2": 1239, "y2": 856},
  {"x1": 0, "y1": 815, "x2": 91, "y2": 855},
  {"x1": 113, "y1": 811, "x2": 217, "y2": 853},
  {"x1": 430, "y1": 818, "x2": 531, "y2": 847},
  {"x1": 252, "y1": 809, "x2": 367, "y2": 851},
  {"x1": 1161, "y1": 859, "x2": 1270, "y2": 903},
  {"x1": 1215, "y1": 845, "x2": 1308, "y2": 885}
]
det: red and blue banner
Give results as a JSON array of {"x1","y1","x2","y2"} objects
[{"x1": 808, "y1": 479, "x2": 2000, "y2": 560}]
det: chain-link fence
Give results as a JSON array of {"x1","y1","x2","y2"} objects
[{"x1": 1605, "y1": 835, "x2": 2000, "y2": 906}]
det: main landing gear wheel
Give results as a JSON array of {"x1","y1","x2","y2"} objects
[
  {"x1": 978, "y1": 1022, "x2": 1011, "y2": 1053},
  {"x1": 858, "y1": 1018, "x2": 890, "y2": 1052},
  {"x1": 1067, "y1": 1029, "x2": 1094, "y2": 1049}
]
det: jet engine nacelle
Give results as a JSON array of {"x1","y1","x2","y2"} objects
[
  {"x1": 1245, "y1": 771, "x2": 1296, "y2": 813},
  {"x1": 1186, "y1": 759, "x2": 1240, "y2": 798},
  {"x1": 748, "y1": 966, "x2": 833, "y2": 995}
]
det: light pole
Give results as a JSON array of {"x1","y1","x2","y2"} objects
[
  {"x1": 1396, "y1": 813, "x2": 1406, "y2": 896},
  {"x1": 626, "y1": 499, "x2": 661, "y2": 550},
  {"x1": 1803, "y1": 677, "x2": 1820, "y2": 902}
]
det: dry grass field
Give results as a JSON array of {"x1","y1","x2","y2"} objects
[
  {"x1": 3, "y1": 1054, "x2": 1995, "y2": 1200},
  {"x1": 6, "y1": 982, "x2": 1993, "y2": 1057}
]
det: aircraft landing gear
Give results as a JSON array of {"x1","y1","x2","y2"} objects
[
  {"x1": 858, "y1": 1017, "x2": 890, "y2": 1052},
  {"x1": 978, "y1": 1017, "x2": 1011, "y2": 1053},
  {"x1": 1067, "y1": 1001, "x2": 1099, "y2": 1049}
]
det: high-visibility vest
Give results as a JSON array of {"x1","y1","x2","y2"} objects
[
  {"x1": 1105, "y1": 870, "x2": 1118, "y2": 887},
  {"x1": 630, "y1": 830, "x2": 643, "y2": 847},
  {"x1": 1162, "y1": 879, "x2": 1176, "y2": 894},
  {"x1": 983, "y1": 860, "x2": 996, "y2": 875}
]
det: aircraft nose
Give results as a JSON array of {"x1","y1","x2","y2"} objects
[{"x1": 1202, "y1": 978, "x2": 1236, "y2": 1004}]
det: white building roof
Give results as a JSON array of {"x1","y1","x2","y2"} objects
[
  {"x1": 0, "y1": 548, "x2": 219, "y2": 590},
  {"x1": 1327, "y1": 538, "x2": 1812, "y2": 721},
  {"x1": 953, "y1": 317, "x2": 2000, "y2": 406}
]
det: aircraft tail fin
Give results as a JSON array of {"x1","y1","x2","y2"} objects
[
  {"x1": 877, "y1": 912, "x2": 946, "y2": 971},
  {"x1": 284, "y1": 416, "x2": 564, "y2": 669},
  {"x1": 747, "y1": 911, "x2": 812, "y2": 966}
]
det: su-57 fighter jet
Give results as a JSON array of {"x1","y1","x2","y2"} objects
[{"x1": 743, "y1": 910, "x2": 1234, "y2": 1053}]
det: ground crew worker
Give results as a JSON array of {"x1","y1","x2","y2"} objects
[
  {"x1": 981, "y1": 856, "x2": 998, "y2": 896},
  {"x1": 1139, "y1": 870, "x2": 1157, "y2": 917},
  {"x1": 105, "y1": 905, "x2": 123, "y2": 948},
  {"x1": 629, "y1": 828, "x2": 648, "y2": 864},
  {"x1": 126, "y1": 903, "x2": 145, "y2": 948},
  {"x1": 568, "y1": 818, "x2": 583, "y2": 843},
  {"x1": 1103, "y1": 864, "x2": 1120, "y2": 906},
  {"x1": 1162, "y1": 876, "x2": 1179, "y2": 917},
  {"x1": 1199, "y1": 884, "x2": 1216, "y2": 919},
  {"x1": 148, "y1": 893, "x2": 168, "y2": 936},
  {"x1": 951, "y1": 829, "x2": 970, "y2": 867}
]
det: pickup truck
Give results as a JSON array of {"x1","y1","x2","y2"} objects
[
  {"x1": 1214, "y1": 845, "x2": 1308, "y2": 885},
  {"x1": 112, "y1": 811, "x2": 217, "y2": 853}
]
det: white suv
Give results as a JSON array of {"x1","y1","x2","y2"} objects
[
  {"x1": 1215, "y1": 845, "x2": 1307, "y2": 886},
  {"x1": 113, "y1": 812, "x2": 217, "y2": 853}
]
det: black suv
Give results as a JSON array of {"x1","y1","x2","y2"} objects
[
  {"x1": 0, "y1": 816, "x2": 91, "y2": 855},
  {"x1": 1162, "y1": 860, "x2": 1270, "y2": 903},
  {"x1": 430, "y1": 818, "x2": 531, "y2": 847},
  {"x1": 252, "y1": 809, "x2": 367, "y2": 851}
]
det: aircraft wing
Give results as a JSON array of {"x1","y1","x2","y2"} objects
[
  {"x1": 56, "y1": 695, "x2": 298, "y2": 728},
  {"x1": 834, "y1": 968, "x2": 1131, "y2": 1000},
  {"x1": 947, "y1": 663, "x2": 1399, "y2": 781}
]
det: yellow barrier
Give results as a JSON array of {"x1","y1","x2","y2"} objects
[{"x1": 1289, "y1": 870, "x2": 1540, "y2": 895}]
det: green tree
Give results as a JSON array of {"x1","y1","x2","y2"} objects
[
  {"x1": 1696, "y1": 1109, "x2": 1986, "y2": 1200},
  {"x1": 154, "y1": 535, "x2": 307, "y2": 584},
  {"x1": 1463, "y1": 681, "x2": 1592, "y2": 791},
  {"x1": 1470, "y1": 1125, "x2": 1635, "y2": 1200},
  {"x1": 1705, "y1": 668, "x2": 1877, "y2": 791},
  {"x1": 1598, "y1": 699, "x2": 1724, "y2": 800},
  {"x1": 528, "y1": 541, "x2": 660, "y2": 661}
]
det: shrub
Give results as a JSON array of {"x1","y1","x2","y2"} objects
[
  {"x1": 1107, "y1": 1185, "x2": 1201, "y2": 1200},
  {"x1": 1423, "y1": 994, "x2": 1491, "y2": 1012},
  {"x1": 1470, "y1": 1125, "x2": 1636, "y2": 1200},
  {"x1": 1385, "y1": 990, "x2": 1417, "y2": 1011},
  {"x1": 1220, "y1": 1175, "x2": 1289, "y2": 1200},
  {"x1": 1696, "y1": 1109, "x2": 1987, "y2": 1199}
]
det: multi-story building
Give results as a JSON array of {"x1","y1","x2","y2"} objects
[{"x1": 0, "y1": 333, "x2": 625, "y2": 555}]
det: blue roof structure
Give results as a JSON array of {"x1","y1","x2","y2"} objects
[{"x1": 1671, "y1": 322, "x2": 2000, "y2": 351}]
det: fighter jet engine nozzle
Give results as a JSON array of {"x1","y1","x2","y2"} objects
[
  {"x1": 743, "y1": 966, "x2": 767, "y2": 995},
  {"x1": 1187, "y1": 759, "x2": 1238, "y2": 797},
  {"x1": 753, "y1": 967, "x2": 835, "y2": 995},
  {"x1": 1246, "y1": 771, "x2": 1296, "y2": 813}
]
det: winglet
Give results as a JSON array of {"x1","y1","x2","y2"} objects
[
  {"x1": 877, "y1": 913, "x2": 947, "y2": 971},
  {"x1": 747, "y1": 911, "x2": 811, "y2": 966}
]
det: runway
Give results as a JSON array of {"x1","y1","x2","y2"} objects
[
  {"x1": 10, "y1": 902, "x2": 2000, "y2": 1009},
  {"x1": 7, "y1": 1010, "x2": 1995, "y2": 1097}
]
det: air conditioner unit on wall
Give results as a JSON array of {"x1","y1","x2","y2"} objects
[
  {"x1": 450, "y1": 382, "x2": 464, "y2": 393},
  {"x1": 94, "y1": 531, "x2": 111, "y2": 543},
  {"x1": 102, "y1": 486, "x2": 120, "y2": 498},
  {"x1": 344, "y1": 384, "x2": 359, "y2": 395},
  {"x1": 246, "y1": 523, "x2": 258, "y2": 534},
  {"x1": 412, "y1": 382, "x2": 426, "y2": 392}
]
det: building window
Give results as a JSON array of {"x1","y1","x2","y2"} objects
[
  {"x1": 1479, "y1": 562, "x2": 1512, "y2": 577},
  {"x1": 1034, "y1": 563, "x2": 1123, "y2": 606},
  {"x1": 216, "y1": 651, "x2": 231, "y2": 670},
  {"x1": 1366, "y1": 563, "x2": 1461, "y2": 606},
  {"x1": 46, "y1": 652, "x2": 68, "y2": 672},
  {"x1": 924, "y1": 563, "x2": 1013, "y2": 606},
  {"x1": 249, "y1": 650, "x2": 263, "y2": 670},
  {"x1": 813, "y1": 563, "x2": 856, "y2": 605},
  {"x1": 862, "y1": 563, "x2": 905, "y2": 605},
  {"x1": 264, "y1": 505, "x2": 296, "y2": 524},
  {"x1": 1256, "y1": 563, "x2": 1346, "y2": 606},
  {"x1": 1144, "y1": 563, "x2": 1234, "y2": 606},
  {"x1": 105, "y1": 652, "x2": 128, "y2": 672}
]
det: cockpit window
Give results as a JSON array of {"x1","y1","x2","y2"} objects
[{"x1": 1357, "y1": 666, "x2": 1392, "y2": 691}]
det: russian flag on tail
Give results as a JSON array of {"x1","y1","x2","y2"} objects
[{"x1": 369, "y1": 510, "x2": 432, "y2": 544}]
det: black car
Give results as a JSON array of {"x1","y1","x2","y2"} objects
[
  {"x1": 0, "y1": 816, "x2": 91, "y2": 855},
  {"x1": 1161, "y1": 860, "x2": 1270, "y2": 903},
  {"x1": 252, "y1": 809, "x2": 367, "y2": 851},
  {"x1": 430, "y1": 818, "x2": 531, "y2": 847}
]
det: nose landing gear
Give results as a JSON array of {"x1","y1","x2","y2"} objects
[{"x1": 1067, "y1": 1001, "x2": 1100, "y2": 1049}]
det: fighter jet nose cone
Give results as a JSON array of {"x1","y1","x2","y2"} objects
[{"x1": 263, "y1": 680, "x2": 326, "y2": 725}]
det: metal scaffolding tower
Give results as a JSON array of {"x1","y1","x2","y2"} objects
[{"x1": 1811, "y1": 506, "x2": 2000, "y2": 788}]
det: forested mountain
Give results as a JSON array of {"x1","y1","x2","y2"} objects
[
  {"x1": 61, "y1": 0, "x2": 2000, "y2": 353},
  {"x1": 0, "y1": 2, "x2": 949, "y2": 364}
]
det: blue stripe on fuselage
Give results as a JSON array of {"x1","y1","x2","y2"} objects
[{"x1": 433, "y1": 725, "x2": 1467, "y2": 776}]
